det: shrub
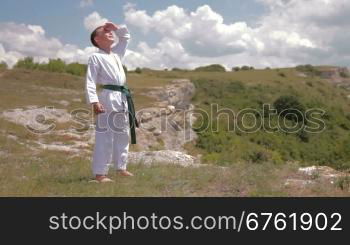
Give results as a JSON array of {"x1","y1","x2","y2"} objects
[
  {"x1": 194, "y1": 64, "x2": 226, "y2": 72},
  {"x1": 306, "y1": 81, "x2": 313, "y2": 87},
  {"x1": 296, "y1": 64, "x2": 321, "y2": 76},
  {"x1": 278, "y1": 72, "x2": 286, "y2": 77},
  {"x1": 336, "y1": 176, "x2": 350, "y2": 190},
  {"x1": 15, "y1": 57, "x2": 38, "y2": 69},
  {"x1": 135, "y1": 67, "x2": 142, "y2": 74},
  {"x1": 340, "y1": 71, "x2": 349, "y2": 78},
  {"x1": 0, "y1": 61, "x2": 8, "y2": 69},
  {"x1": 232, "y1": 66, "x2": 240, "y2": 72},
  {"x1": 247, "y1": 150, "x2": 271, "y2": 163},
  {"x1": 66, "y1": 63, "x2": 87, "y2": 76},
  {"x1": 46, "y1": 59, "x2": 66, "y2": 73},
  {"x1": 241, "y1": 66, "x2": 251, "y2": 71},
  {"x1": 346, "y1": 113, "x2": 350, "y2": 121},
  {"x1": 273, "y1": 95, "x2": 306, "y2": 122},
  {"x1": 297, "y1": 127, "x2": 310, "y2": 142}
]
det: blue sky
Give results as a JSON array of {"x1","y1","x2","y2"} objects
[
  {"x1": 0, "y1": 0, "x2": 267, "y2": 48},
  {"x1": 0, "y1": 0, "x2": 350, "y2": 69}
]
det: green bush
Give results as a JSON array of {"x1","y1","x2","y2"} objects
[
  {"x1": 172, "y1": 67, "x2": 188, "y2": 72},
  {"x1": 241, "y1": 66, "x2": 251, "y2": 71},
  {"x1": 194, "y1": 64, "x2": 226, "y2": 72},
  {"x1": 247, "y1": 150, "x2": 271, "y2": 163},
  {"x1": 66, "y1": 63, "x2": 87, "y2": 76},
  {"x1": 46, "y1": 59, "x2": 66, "y2": 73},
  {"x1": 340, "y1": 71, "x2": 349, "y2": 78},
  {"x1": 232, "y1": 67, "x2": 240, "y2": 72},
  {"x1": 278, "y1": 72, "x2": 286, "y2": 77},
  {"x1": 297, "y1": 127, "x2": 309, "y2": 142},
  {"x1": 273, "y1": 95, "x2": 305, "y2": 122},
  {"x1": 296, "y1": 64, "x2": 321, "y2": 76},
  {"x1": 0, "y1": 61, "x2": 8, "y2": 69},
  {"x1": 14, "y1": 57, "x2": 88, "y2": 76},
  {"x1": 15, "y1": 57, "x2": 38, "y2": 69},
  {"x1": 135, "y1": 67, "x2": 142, "y2": 74}
]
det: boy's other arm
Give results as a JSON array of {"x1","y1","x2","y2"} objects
[{"x1": 86, "y1": 56, "x2": 105, "y2": 114}]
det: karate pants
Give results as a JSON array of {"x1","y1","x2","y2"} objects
[{"x1": 92, "y1": 110, "x2": 130, "y2": 175}]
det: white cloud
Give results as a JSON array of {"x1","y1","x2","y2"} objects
[
  {"x1": 125, "y1": 5, "x2": 261, "y2": 57},
  {"x1": 123, "y1": 2, "x2": 350, "y2": 69},
  {"x1": 80, "y1": 0, "x2": 94, "y2": 8},
  {"x1": 84, "y1": 11, "x2": 108, "y2": 32},
  {"x1": 0, "y1": 43, "x2": 24, "y2": 68},
  {"x1": 0, "y1": 22, "x2": 97, "y2": 68},
  {"x1": 2, "y1": 2, "x2": 350, "y2": 70},
  {"x1": 124, "y1": 38, "x2": 190, "y2": 69}
]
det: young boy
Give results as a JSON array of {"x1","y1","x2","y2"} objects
[{"x1": 86, "y1": 22, "x2": 137, "y2": 182}]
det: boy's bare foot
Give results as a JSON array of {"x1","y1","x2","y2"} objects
[
  {"x1": 90, "y1": 175, "x2": 114, "y2": 183},
  {"x1": 116, "y1": 170, "x2": 134, "y2": 177}
]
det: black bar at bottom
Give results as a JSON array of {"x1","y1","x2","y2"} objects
[{"x1": 0, "y1": 198, "x2": 348, "y2": 243}]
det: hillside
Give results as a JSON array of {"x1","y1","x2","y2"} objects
[
  {"x1": 187, "y1": 67, "x2": 350, "y2": 170},
  {"x1": 0, "y1": 66, "x2": 349, "y2": 196}
]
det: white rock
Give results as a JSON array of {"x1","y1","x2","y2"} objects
[
  {"x1": 141, "y1": 122, "x2": 156, "y2": 132},
  {"x1": 298, "y1": 166, "x2": 318, "y2": 176},
  {"x1": 128, "y1": 150, "x2": 198, "y2": 167},
  {"x1": 1, "y1": 107, "x2": 71, "y2": 132},
  {"x1": 153, "y1": 130, "x2": 162, "y2": 136},
  {"x1": 141, "y1": 112, "x2": 153, "y2": 123},
  {"x1": 284, "y1": 179, "x2": 315, "y2": 188},
  {"x1": 167, "y1": 105, "x2": 176, "y2": 113}
]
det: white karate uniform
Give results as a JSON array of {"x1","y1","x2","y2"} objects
[{"x1": 85, "y1": 25, "x2": 131, "y2": 175}]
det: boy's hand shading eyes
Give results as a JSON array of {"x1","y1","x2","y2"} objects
[{"x1": 104, "y1": 22, "x2": 119, "y2": 32}]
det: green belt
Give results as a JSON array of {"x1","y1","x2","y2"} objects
[{"x1": 102, "y1": 84, "x2": 139, "y2": 144}]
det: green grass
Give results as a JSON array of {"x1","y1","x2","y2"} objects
[
  {"x1": 1, "y1": 140, "x2": 347, "y2": 197},
  {"x1": 0, "y1": 67, "x2": 350, "y2": 196}
]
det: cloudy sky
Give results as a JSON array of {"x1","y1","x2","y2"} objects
[{"x1": 0, "y1": 0, "x2": 349, "y2": 70}]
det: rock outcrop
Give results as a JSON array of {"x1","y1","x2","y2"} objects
[
  {"x1": 285, "y1": 165, "x2": 349, "y2": 189},
  {"x1": 135, "y1": 79, "x2": 198, "y2": 152},
  {"x1": 1, "y1": 79, "x2": 201, "y2": 167},
  {"x1": 128, "y1": 150, "x2": 199, "y2": 167}
]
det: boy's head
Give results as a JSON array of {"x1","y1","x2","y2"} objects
[{"x1": 90, "y1": 25, "x2": 114, "y2": 49}]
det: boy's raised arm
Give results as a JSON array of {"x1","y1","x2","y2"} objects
[
  {"x1": 113, "y1": 25, "x2": 130, "y2": 59},
  {"x1": 104, "y1": 22, "x2": 130, "y2": 59}
]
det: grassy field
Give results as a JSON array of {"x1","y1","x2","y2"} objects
[
  {"x1": 0, "y1": 67, "x2": 349, "y2": 196},
  {"x1": 1, "y1": 139, "x2": 349, "y2": 197}
]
